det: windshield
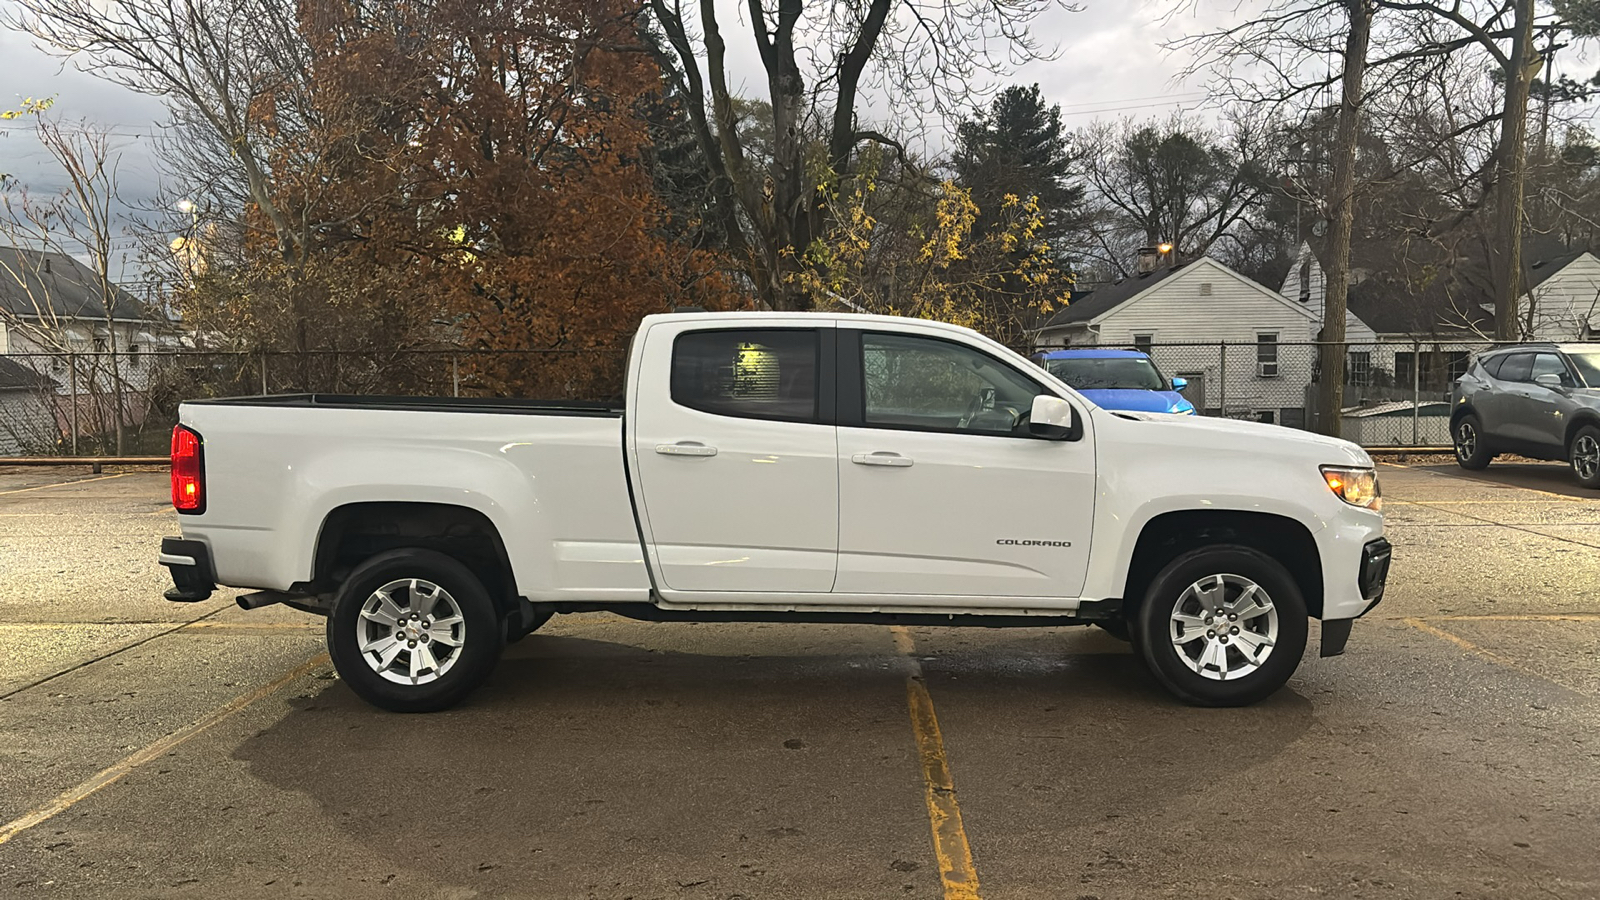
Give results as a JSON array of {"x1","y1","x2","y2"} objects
[
  {"x1": 1568, "y1": 350, "x2": 1600, "y2": 387},
  {"x1": 1045, "y1": 357, "x2": 1167, "y2": 391}
]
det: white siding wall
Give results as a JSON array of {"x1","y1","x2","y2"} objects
[
  {"x1": 1088, "y1": 259, "x2": 1320, "y2": 419},
  {"x1": 1526, "y1": 254, "x2": 1600, "y2": 340}
]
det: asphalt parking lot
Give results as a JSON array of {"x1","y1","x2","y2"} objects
[{"x1": 2, "y1": 463, "x2": 1598, "y2": 899}]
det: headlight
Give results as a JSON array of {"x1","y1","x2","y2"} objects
[{"x1": 1321, "y1": 466, "x2": 1381, "y2": 510}]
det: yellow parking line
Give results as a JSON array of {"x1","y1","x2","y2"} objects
[
  {"x1": 891, "y1": 626, "x2": 982, "y2": 900},
  {"x1": 1420, "y1": 614, "x2": 1600, "y2": 622},
  {"x1": 1379, "y1": 461, "x2": 1586, "y2": 502},
  {"x1": 1401, "y1": 618, "x2": 1590, "y2": 697},
  {"x1": 0, "y1": 652, "x2": 329, "y2": 847},
  {"x1": 0, "y1": 473, "x2": 128, "y2": 496},
  {"x1": 1388, "y1": 493, "x2": 1587, "y2": 499}
]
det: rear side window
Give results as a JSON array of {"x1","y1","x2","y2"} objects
[
  {"x1": 1498, "y1": 353, "x2": 1534, "y2": 383},
  {"x1": 1481, "y1": 354, "x2": 1506, "y2": 378},
  {"x1": 671, "y1": 329, "x2": 819, "y2": 422},
  {"x1": 1531, "y1": 353, "x2": 1576, "y2": 387}
]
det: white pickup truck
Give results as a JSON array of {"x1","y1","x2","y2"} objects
[{"x1": 160, "y1": 312, "x2": 1390, "y2": 711}]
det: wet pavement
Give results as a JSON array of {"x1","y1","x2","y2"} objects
[{"x1": 0, "y1": 462, "x2": 1597, "y2": 899}]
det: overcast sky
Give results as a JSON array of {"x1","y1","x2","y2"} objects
[{"x1": 1, "y1": 0, "x2": 1595, "y2": 283}]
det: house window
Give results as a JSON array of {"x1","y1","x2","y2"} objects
[
  {"x1": 1256, "y1": 332, "x2": 1279, "y2": 377},
  {"x1": 93, "y1": 337, "x2": 107, "y2": 353},
  {"x1": 128, "y1": 343, "x2": 142, "y2": 366},
  {"x1": 1132, "y1": 333, "x2": 1154, "y2": 354},
  {"x1": 1256, "y1": 410, "x2": 1276, "y2": 424},
  {"x1": 1298, "y1": 259, "x2": 1311, "y2": 303},
  {"x1": 1347, "y1": 351, "x2": 1371, "y2": 387}
]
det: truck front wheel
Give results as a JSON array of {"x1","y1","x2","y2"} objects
[
  {"x1": 327, "y1": 548, "x2": 504, "y2": 712},
  {"x1": 1134, "y1": 545, "x2": 1308, "y2": 707}
]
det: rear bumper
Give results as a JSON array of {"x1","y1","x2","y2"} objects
[
  {"x1": 160, "y1": 536, "x2": 216, "y2": 602},
  {"x1": 1320, "y1": 537, "x2": 1393, "y2": 657}
]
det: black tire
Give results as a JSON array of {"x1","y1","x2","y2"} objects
[
  {"x1": 1454, "y1": 413, "x2": 1492, "y2": 470},
  {"x1": 1093, "y1": 619, "x2": 1132, "y2": 642},
  {"x1": 327, "y1": 548, "x2": 504, "y2": 712},
  {"x1": 1570, "y1": 424, "x2": 1600, "y2": 490},
  {"x1": 1134, "y1": 545, "x2": 1309, "y2": 707}
]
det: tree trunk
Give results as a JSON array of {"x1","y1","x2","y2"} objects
[
  {"x1": 1316, "y1": 1, "x2": 1371, "y2": 439},
  {"x1": 1491, "y1": 0, "x2": 1539, "y2": 341}
]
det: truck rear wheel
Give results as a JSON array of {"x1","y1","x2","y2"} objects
[
  {"x1": 1134, "y1": 545, "x2": 1308, "y2": 707},
  {"x1": 327, "y1": 548, "x2": 503, "y2": 712}
]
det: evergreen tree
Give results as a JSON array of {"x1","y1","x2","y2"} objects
[{"x1": 953, "y1": 84, "x2": 1083, "y2": 255}]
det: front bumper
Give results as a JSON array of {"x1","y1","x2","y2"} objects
[
  {"x1": 1320, "y1": 536, "x2": 1393, "y2": 657},
  {"x1": 160, "y1": 536, "x2": 216, "y2": 602}
]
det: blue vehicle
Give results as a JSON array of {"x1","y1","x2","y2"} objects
[{"x1": 1030, "y1": 348, "x2": 1197, "y2": 415}]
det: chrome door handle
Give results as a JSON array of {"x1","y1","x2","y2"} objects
[
  {"x1": 656, "y1": 442, "x2": 718, "y2": 457},
  {"x1": 851, "y1": 451, "x2": 913, "y2": 467}
]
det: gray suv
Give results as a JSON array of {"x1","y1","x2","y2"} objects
[{"x1": 1452, "y1": 343, "x2": 1600, "y2": 488}]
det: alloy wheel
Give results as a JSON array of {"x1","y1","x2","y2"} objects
[
  {"x1": 1168, "y1": 573, "x2": 1279, "y2": 681},
  {"x1": 355, "y1": 578, "x2": 467, "y2": 685},
  {"x1": 1575, "y1": 434, "x2": 1600, "y2": 482},
  {"x1": 1456, "y1": 422, "x2": 1477, "y2": 462}
]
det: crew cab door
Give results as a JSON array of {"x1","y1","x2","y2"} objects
[
  {"x1": 834, "y1": 328, "x2": 1095, "y2": 600},
  {"x1": 628, "y1": 320, "x2": 839, "y2": 594}
]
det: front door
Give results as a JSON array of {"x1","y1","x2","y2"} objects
[
  {"x1": 630, "y1": 323, "x2": 838, "y2": 594},
  {"x1": 834, "y1": 329, "x2": 1096, "y2": 600}
]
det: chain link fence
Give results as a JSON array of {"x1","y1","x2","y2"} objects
[
  {"x1": 0, "y1": 348, "x2": 628, "y2": 457},
  {"x1": 1128, "y1": 339, "x2": 1500, "y2": 446},
  {"x1": 0, "y1": 338, "x2": 1537, "y2": 457}
]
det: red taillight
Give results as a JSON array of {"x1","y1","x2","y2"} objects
[{"x1": 171, "y1": 425, "x2": 204, "y2": 513}]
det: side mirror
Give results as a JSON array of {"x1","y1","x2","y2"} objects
[
  {"x1": 1171, "y1": 376, "x2": 1188, "y2": 392},
  {"x1": 1029, "y1": 394, "x2": 1081, "y2": 440},
  {"x1": 1534, "y1": 373, "x2": 1566, "y2": 391}
]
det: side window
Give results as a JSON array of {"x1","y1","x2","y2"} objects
[
  {"x1": 671, "y1": 329, "x2": 819, "y2": 422},
  {"x1": 1498, "y1": 353, "x2": 1533, "y2": 383},
  {"x1": 1530, "y1": 353, "x2": 1575, "y2": 387},
  {"x1": 861, "y1": 332, "x2": 1045, "y2": 435},
  {"x1": 1481, "y1": 354, "x2": 1506, "y2": 379}
]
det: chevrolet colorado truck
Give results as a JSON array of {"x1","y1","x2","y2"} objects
[{"x1": 159, "y1": 312, "x2": 1390, "y2": 712}]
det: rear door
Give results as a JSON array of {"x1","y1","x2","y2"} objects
[
  {"x1": 628, "y1": 320, "x2": 839, "y2": 595},
  {"x1": 833, "y1": 328, "x2": 1095, "y2": 600},
  {"x1": 1480, "y1": 352, "x2": 1532, "y2": 439}
]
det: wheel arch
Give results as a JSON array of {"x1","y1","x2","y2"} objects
[
  {"x1": 1122, "y1": 510, "x2": 1323, "y2": 619},
  {"x1": 1450, "y1": 402, "x2": 1479, "y2": 428},
  {"x1": 313, "y1": 502, "x2": 519, "y2": 615},
  {"x1": 1563, "y1": 410, "x2": 1600, "y2": 451}
]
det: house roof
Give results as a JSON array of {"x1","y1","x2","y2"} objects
[
  {"x1": 0, "y1": 355, "x2": 57, "y2": 392},
  {"x1": 1525, "y1": 249, "x2": 1591, "y2": 290},
  {"x1": 1037, "y1": 263, "x2": 1190, "y2": 329},
  {"x1": 0, "y1": 247, "x2": 145, "y2": 322}
]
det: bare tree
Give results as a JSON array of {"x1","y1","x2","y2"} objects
[
  {"x1": 645, "y1": 0, "x2": 1078, "y2": 309},
  {"x1": 1074, "y1": 112, "x2": 1277, "y2": 279},
  {"x1": 0, "y1": 118, "x2": 139, "y2": 452}
]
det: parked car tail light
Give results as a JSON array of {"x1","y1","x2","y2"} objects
[
  {"x1": 1321, "y1": 465, "x2": 1380, "y2": 511},
  {"x1": 171, "y1": 425, "x2": 205, "y2": 513}
]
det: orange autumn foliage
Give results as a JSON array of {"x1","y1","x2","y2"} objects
[{"x1": 264, "y1": 0, "x2": 747, "y2": 397}]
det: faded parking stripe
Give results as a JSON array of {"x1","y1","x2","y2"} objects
[
  {"x1": 0, "y1": 652, "x2": 329, "y2": 847},
  {"x1": 892, "y1": 625, "x2": 982, "y2": 900}
]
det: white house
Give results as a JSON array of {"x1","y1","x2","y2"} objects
[
  {"x1": 1033, "y1": 255, "x2": 1373, "y2": 426},
  {"x1": 0, "y1": 247, "x2": 175, "y2": 452},
  {"x1": 1523, "y1": 250, "x2": 1600, "y2": 340}
]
